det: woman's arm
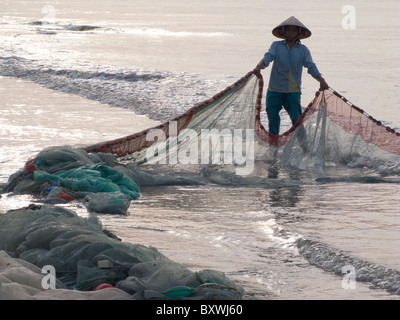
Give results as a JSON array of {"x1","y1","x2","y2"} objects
[
  {"x1": 253, "y1": 59, "x2": 266, "y2": 76},
  {"x1": 253, "y1": 42, "x2": 277, "y2": 77},
  {"x1": 317, "y1": 74, "x2": 329, "y2": 90}
]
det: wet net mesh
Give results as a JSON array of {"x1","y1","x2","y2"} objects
[{"x1": 85, "y1": 71, "x2": 400, "y2": 174}]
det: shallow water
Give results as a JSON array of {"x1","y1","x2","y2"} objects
[
  {"x1": 100, "y1": 180, "x2": 400, "y2": 299},
  {"x1": 1, "y1": 0, "x2": 400, "y2": 299}
]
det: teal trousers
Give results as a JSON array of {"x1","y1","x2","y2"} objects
[{"x1": 266, "y1": 91, "x2": 302, "y2": 136}]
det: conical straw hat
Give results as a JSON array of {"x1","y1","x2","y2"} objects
[{"x1": 272, "y1": 16, "x2": 312, "y2": 39}]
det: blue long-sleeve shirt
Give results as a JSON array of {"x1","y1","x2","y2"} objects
[{"x1": 263, "y1": 40, "x2": 321, "y2": 93}]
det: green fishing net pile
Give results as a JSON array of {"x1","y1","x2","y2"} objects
[
  {"x1": 0, "y1": 204, "x2": 243, "y2": 300},
  {"x1": 3, "y1": 145, "x2": 140, "y2": 215},
  {"x1": 0, "y1": 145, "x2": 243, "y2": 299}
]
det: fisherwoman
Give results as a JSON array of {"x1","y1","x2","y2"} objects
[{"x1": 254, "y1": 16, "x2": 329, "y2": 136}]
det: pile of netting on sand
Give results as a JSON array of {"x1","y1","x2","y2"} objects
[
  {"x1": 0, "y1": 205, "x2": 242, "y2": 300},
  {"x1": 1, "y1": 71, "x2": 400, "y2": 300}
]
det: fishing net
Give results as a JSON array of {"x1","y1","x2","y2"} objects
[
  {"x1": 6, "y1": 70, "x2": 399, "y2": 202},
  {"x1": 0, "y1": 205, "x2": 243, "y2": 300},
  {"x1": 2, "y1": 71, "x2": 400, "y2": 300},
  {"x1": 4, "y1": 71, "x2": 400, "y2": 210},
  {"x1": 85, "y1": 71, "x2": 400, "y2": 176},
  {"x1": 2, "y1": 146, "x2": 140, "y2": 215}
]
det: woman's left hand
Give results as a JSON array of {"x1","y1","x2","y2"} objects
[{"x1": 319, "y1": 77, "x2": 329, "y2": 90}]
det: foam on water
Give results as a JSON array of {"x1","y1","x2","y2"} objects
[
  {"x1": 297, "y1": 238, "x2": 400, "y2": 295},
  {"x1": 0, "y1": 55, "x2": 226, "y2": 122}
]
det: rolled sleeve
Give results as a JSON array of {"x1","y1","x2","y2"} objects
[
  {"x1": 263, "y1": 42, "x2": 277, "y2": 67},
  {"x1": 303, "y1": 47, "x2": 320, "y2": 79}
]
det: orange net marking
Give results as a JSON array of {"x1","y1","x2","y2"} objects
[{"x1": 85, "y1": 71, "x2": 400, "y2": 160}]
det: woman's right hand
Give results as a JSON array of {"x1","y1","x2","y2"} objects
[{"x1": 253, "y1": 60, "x2": 265, "y2": 78}]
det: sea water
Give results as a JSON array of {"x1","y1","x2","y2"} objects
[{"x1": 0, "y1": 0, "x2": 400, "y2": 299}]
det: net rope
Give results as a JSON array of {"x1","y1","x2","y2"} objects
[{"x1": 85, "y1": 71, "x2": 400, "y2": 172}]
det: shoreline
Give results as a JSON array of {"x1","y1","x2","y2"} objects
[{"x1": 0, "y1": 75, "x2": 159, "y2": 184}]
